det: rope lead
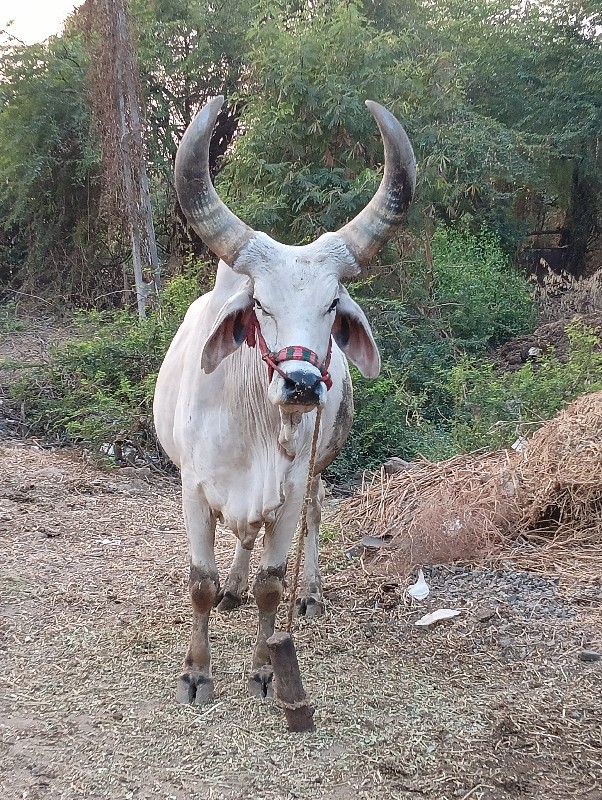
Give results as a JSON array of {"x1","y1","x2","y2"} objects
[{"x1": 286, "y1": 408, "x2": 322, "y2": 632}]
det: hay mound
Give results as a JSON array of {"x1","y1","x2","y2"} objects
[
  {"x1": 340, "y1": 390, "x2": 602, "y2": 577},
  {"x1": 517, "y1": 390, "x2": 602, "y2": 529}
]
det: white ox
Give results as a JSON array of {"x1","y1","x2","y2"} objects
[{"x1": 154, "y1": 96, "x2": 415, "y2": 704}]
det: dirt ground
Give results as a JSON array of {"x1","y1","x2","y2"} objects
[
  {"x1": 1, "y1": 441, "x2": 601, "y2": 800},
  {"x1": 1, "y1": 315, "x2": 601, "y2": 800}
]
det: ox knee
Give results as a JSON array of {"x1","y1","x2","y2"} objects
[
  {"x1": 189, "y1": 565, "x2": 219, "y2": 614},
  {"x1": 253, "y1": 566, "x2": 285, "y2": 613}
]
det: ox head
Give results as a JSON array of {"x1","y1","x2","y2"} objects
[{"x1": 175, "y1": 96, "x2": 416, "y2": 413}]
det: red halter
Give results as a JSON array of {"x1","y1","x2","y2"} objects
[{"x1": 245, "y1": 313, "x2": 333, "y2": 390}]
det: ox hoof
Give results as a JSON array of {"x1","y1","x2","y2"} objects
[
  {"x1": 248, "y1": 666, "x2": 274, "y2": 699},
  {"x1": 176, "y1": 673, "x2": 215, "y2": 706},
  {"x1": 215, "y1": 589, "x2": 244, "y2": 613},
  {"x1": 295, "y1": 596, "x2": 325, "y2": 618}
]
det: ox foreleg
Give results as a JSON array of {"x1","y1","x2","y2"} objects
[
  {"x1": 177, "y1": 483, "x2": 219, "y2": 705},
  {"x1": 248, "y1": 502, "x2": 301, "y2": 698},
  {"x1": 296, "y1": 475, "x2": 325, "y2": 618},
  {"x1": 248, "y1": 563, "x2": 286, "y2": 698}
]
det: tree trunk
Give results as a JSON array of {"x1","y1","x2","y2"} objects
[{"x1": 84, "y1": 0, "x2": 160, "y2": 318}]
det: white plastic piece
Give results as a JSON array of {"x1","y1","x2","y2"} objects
[
  {"x1": 407, "y1": 568, "x2": 430, "y2": 601},
  {"x1": 415, "y1": 608, "x2": 461, "y2": 626}
]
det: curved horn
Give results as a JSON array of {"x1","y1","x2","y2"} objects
[
  {"x1": 336, "y1": 101, "x2": 416, "y2": 267},
  {"x1": 175, "y1": 95, "x2": 256, "y2": 268}
]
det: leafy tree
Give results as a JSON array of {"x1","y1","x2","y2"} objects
[
  {"x1": 435, "y1": 0, "x2": 602, "y2": 268},
  {"x1": 128, "y1": 0, "x2": 256, "y2": 256},
  {"x1": 2, "y1": 0, "x2": 600, "y2": 301},
  {"x1": 218, "y1": 0, "x2": 414, "y2": 244},
  {"x1": 215, "y1": 0, "x2": 544, "y2": 262},
  {"x1": 0, "y1": 29, "x2": 106, "y2": 301}
]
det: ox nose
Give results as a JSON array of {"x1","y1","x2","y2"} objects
[{"x1": 281, "y1": 370, "x2": 323, "y2": 406}]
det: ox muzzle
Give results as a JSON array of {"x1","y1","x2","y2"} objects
[{"x1": 246, "y1": 315, "x2": 332, "y2": 411}]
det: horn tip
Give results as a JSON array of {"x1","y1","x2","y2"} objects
[
  {"x1": 365, "y1": 99, "x2": 395, "y2": 126},
  {"x1": 191, "y1": 95, "x2": 225, "y2": 126},
  {"x1": 204, "y1": 94, "x2": 225, "y2": 117}
]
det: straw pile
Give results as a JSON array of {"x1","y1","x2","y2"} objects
[
  {"x1": 517, "y1": 390, "x2": 602, "y2": 529},
  {"x1": 340, "y1": 390, "x2": 602, "y2": 579}
]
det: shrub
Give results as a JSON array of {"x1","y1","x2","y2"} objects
[
  {"x1": 328, "y1": 225, "x2": 538, "y2": 479},
  {"x1": 11, "y1": 270, "x2": 203, "y2": 460},
  {"x1": 445, "y1": 319, "x2": 602, "y2": 452},
  {"x1": 432, "y1": 225, "x2": 535, "y2": 351},
  {"x1": 327, "y1": 366, "x2": 456, "y2": 483},
  {"x1": 9, "y1": 226, "x2": 547, "y2": 480}
]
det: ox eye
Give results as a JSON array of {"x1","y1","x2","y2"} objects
[
  {"x1": 254, "y1": 298, "x2": 272, "y2": 316},
  {"x1": 328, "y1": 298, "x2": 339, "y2": 312}
]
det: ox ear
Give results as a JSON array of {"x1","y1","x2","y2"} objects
[
  {"x1": 332, "y1": 286, "x2": 381, "y2": 379},
  {"x1": 201, "y1": 285, "x2": 254, "y2": 373}
]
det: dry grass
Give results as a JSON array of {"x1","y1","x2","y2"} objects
[
  {"x1": 1, "y1": 441, "x2": 601, "y2": 799},
  {"x1": 340, "y1": 391, "x2": 602, "y2": 590},
  {"x1": 341, "y1": 451, "x2": 519, "y2": 576},
  {"x1": 534, "y1": 267, "x2": 602, "y2": 323},
  {"x1": 516, "y1": 390, "x2": 602, "y2": 529}
]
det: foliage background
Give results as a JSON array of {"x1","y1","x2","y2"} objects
[{"x1": 1, "y1": 0, "x2": 602, "y2": 477}]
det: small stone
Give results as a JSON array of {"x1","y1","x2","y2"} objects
[
  {"x1": 363, "y1": 624, "x2": 375, "y2": 639},
  {"x1": 578, "y1": 650, "x2": 601, "y2": 662},
  {"x1": 112, "y1": 711, "x2": 123, "y2": 721},
  {"x1": 500, "y1": 637, "x2": 512, "y2": 648},
  {"x1": 475, "y1": 607, "x2": 496, "y2": 623},
  {"x1": 383, "y1": 457, "x2": 414, "y2": 474}
]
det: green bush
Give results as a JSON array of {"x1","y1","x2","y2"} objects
[
  {"x1": 327, "y1": 365, "x2": 456, "y2": 483},
  {"x1": 13, "y1": 311, "x2": 158, "y2": 452},
  {"x1": 328, "y1": 225, "x2": 538, "y2": 479},
  {"x1": 9, "y1": 226, "x2": 553, "y2": 480},
  {"x1": 445, "y1": 319, "x2": 602, "y2": 451},
  {"x1": 432, "y1": 225, "x2": 535, "y2": 351},
  {"x1": 11, "y1": 270, "x2": 203, "y2": 458}
]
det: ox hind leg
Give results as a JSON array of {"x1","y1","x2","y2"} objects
[
  {"x1": 296, "y1": 475, "x2": 325, "y2": 618},
  {"x1": 177, "y1": 482, "x2": 219, "y2": 705},
  {"x1": 215, "y1": 541, "x2": 252, "y2": 612}
]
